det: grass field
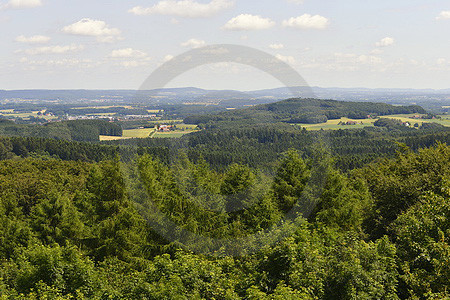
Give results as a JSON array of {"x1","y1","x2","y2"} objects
[
  {"x1": 72, "y1": 105, "x2": 135, "y2": 110},
  {"x1": 153, "y1": 131, "x2": 198, "y2": 138},
  {"x1": 123, "y1": 128, "x2": 156, "y2": 138},
  {"x1": 382, "y1": 114, "x2": 450, "y2": 127},
  {"x1": 100, "y1": 124, "x2": 198, "y2": 140},
  {"x1": 99, "y1": 135, "x2": 132, "y2": 141},
  {"x1": 100, "y1": 128, "x2": 155, "y2": 141},
  {"x1": 146, "y1": 119, "x2": 184, "y2": 124},
  {"x1": 299, "y1": 115, "x2": 450, "y2": 131},
  {"x1": 299, "y1": 117, "x2": 375, "y2": 131},
  {"x1": 87, "y1": 113, "x2": 117, "y2": 116},
  {"x1": 0, "y1": 110, "x2": 57, "y2": 120}
]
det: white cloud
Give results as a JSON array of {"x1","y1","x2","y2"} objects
[
  {"x1": 325, "y1": 53, "x2": 384, "y2": 71},
  {"x1": 128, "y1": 0, "x2": 234, "y2": 18},
  {"x1": 15, "y1": 35, "x2": 50, "y2": 44},
  {"x1": 437, "y1": 58, "x2": 447, "y2": 65},
  {"x1": 62, "y1": 18, "x2": 122, "y2": 43},
  {"x1": 163, "y1": 55, "x2": 174, "y2": 62},
  {"x1": 436, "y1": 11, "x2": 450, "y2": 20},
  {"x1": 275, "y1": 54, "x2": 296, "y2": 65},
  {"x1": 181, "y1": 38, "x2": 206, "y2": 48},
  {"x1": 375, "y1": 37, "x2": 395, "y2": 47},
  {"x1": 108, "y1": 48, "x2": 151, "y2": 68},
  {"x1": 119, "y1": 61, "x2": 149, "y2": 68},
  {"x1": 17, "y1": 44, "x2": 84, "y2": 55},
  {"x1": 110, "y1": 48, "x2": 148, "y2": 58},
  {"x1": 1, "y1": 0, "x2": 42, "y2": 9},
  {"x1": 18, "y1": 57, "x2": 97, "y2": 70},
  {"x1": 356, "y1": 54, "x2": 383, "y2": 65},
  {"x1": 370, "y1": 48, "x2": 384, "y2": 55},
  {"x1": 269, "y1": 43, "x2": 284, "y2": 50},
  {"x1": 286, "y1": 0, "x2": 304, "y2": 4},
  {"x1": 282, "y1": 14, "x2": 329, "y2": 29},
  {"x1": 223, "y1": 14, "x2": 275, "y2": 31}
]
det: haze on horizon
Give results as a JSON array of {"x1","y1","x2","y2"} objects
[{"x1": 0, "y1": 0, "x2": 449, "y2": 91}]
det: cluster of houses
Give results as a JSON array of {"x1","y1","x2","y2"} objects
[
  {"x1": 158, "y1": 124, "x2": 173, "y2": 132},
  {"x1": 37, "y1": 110, "x2": 54, "y2": 117}
]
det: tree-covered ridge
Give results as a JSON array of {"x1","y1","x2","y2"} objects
[
  {"x1": 184, "y1": 98, "x2": 426, "y2": 126},
  {"x1": 0, "y1": 119, "x2": 122, "y2": 142},
  {"x1": 0, "y1": 143, "x2": 448, "y2": 299}
]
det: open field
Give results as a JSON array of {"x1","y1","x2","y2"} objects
[
  {"x1": 100, "y1": 128, "x2": 155, "y2": 141},
  {"x1": 72, "y1": 105, "x2": 135, "y2": 110},
  {"x1": 175, "y1": 124, "x2": 198, "y2": 130},
  {"x1": 146, "y1": 119, "x2": 184, "y2": 124},
  {"x1": 123, "y1": 128, "x2": 156, "y2": 138},
  {"x1": 87, "y1": 113, "x2": 117, "y2": 116},
  {"x1": 299, "y1": 117, "x2": 376, "y2": 131},
  {"x1": 100, "y1": 124, "x2": 198, "y2": 140},
  {"x1": 300, "y1": 115, "x2": 450, "y2": 131},
  {"x1": 0, "y1": 110, "x2": 57, "y2": 120},
  {"x1": 99, "y1": 135, "x2": 132, "y2": 141},
  {"x1": 382, "y1": 114, "x2": 450, "y2": 127},
  {"x1": 153, "y1": 131, "x2": 198, "y2": 138}
]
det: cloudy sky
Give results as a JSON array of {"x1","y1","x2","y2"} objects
[{"x1": 0, "y1": 0, "x2": 449, "y2": 90}]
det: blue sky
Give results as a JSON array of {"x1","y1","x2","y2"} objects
[{"x1": 0, "y1": 0, "x2": 449, "y2": 90}]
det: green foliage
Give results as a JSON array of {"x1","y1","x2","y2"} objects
[
  {"x1": 221, "y1": 164, "x2": 256, "y2": 213},
  {"x1": 0, "y1": 138, "x2": 449, "y2": 299},
  {"x1": 314, "y1": 170, "x2": 371, "y2": 232},
  {"x1": 0, "y1": 119, "x2": 122, "y2": 142},
  {"x1": 1, "y1": 245, "x2": 95, "y2": 296},
  {"x1": 359, "y1": 143, "x2": 450, "y2": 238},
  {"x1": 391, "y1": 186, "x2": 450, "y2": 299},
  {"x1": 272, "y1": 150, "x2": 310, "y2": 212}
]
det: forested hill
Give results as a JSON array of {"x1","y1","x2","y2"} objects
[{"x1": 184, "y1": 98, "x2": 426, "y2": 126}]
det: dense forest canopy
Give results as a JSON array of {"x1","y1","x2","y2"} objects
[
  {"x1": 0, "y1": 119, "x2": 122, "y2": 142},
  {"x1": 0, "y1": 142, "x2": 448, "y2": 299}
]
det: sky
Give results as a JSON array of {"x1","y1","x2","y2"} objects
[{"x1": 0, "y1": 0, "x2": 449, "y2": 90}]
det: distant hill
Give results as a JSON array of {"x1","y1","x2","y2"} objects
[
  {"x1": 1, "y1": 87, "x2": 449, "y2": 112},
  {"x1": 183, "y1": 98, "x2": 426, "y2": 127}
]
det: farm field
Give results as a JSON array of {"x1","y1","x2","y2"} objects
[
  {"x1": 100, "y1": 124, "x2": 199, "y2": 140},
  {"x1": 382, "y1": 114, "x2": 450, "y2": 127},
  {"x1": 72, "y1": 105, "x2": 135, "y2": 110},
  {"x1": 153, "y1": 131, "x2": 198, "y2": 138},
  {"x1": 299, "y1": 117, "x2": 375, "y2": 131},
  {"x1": 100, "y1": 128, "x2": 155, "y2": 141},
  {"x1": 99, "y1": 135, "x2": 132, "y2": 141},
  {"x1": 123, "y1": 128, "x2": 156, "y2": 138},
  {"x1": 0, "y1": 110, "x2": 57, "y2": 120},
  {"x1": 87, "y1": 113, "x2": 117, "y2": 116},
  {"x1": 300, "y1": 115, "x2": 450, "y2": 131}
]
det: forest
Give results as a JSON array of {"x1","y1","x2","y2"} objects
[
  {"x1": 0, "y1": 119, "x2": 122, "y2": 142},
  {"x1": 0, "y1": 142, "x2": 448, "y2": 299},
  {"x1": 0, "y1": 97, "x2": 449, "y2": 299},
  {"x1": 183, "y1": 98, "x2": 426, "y2": 127}
]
